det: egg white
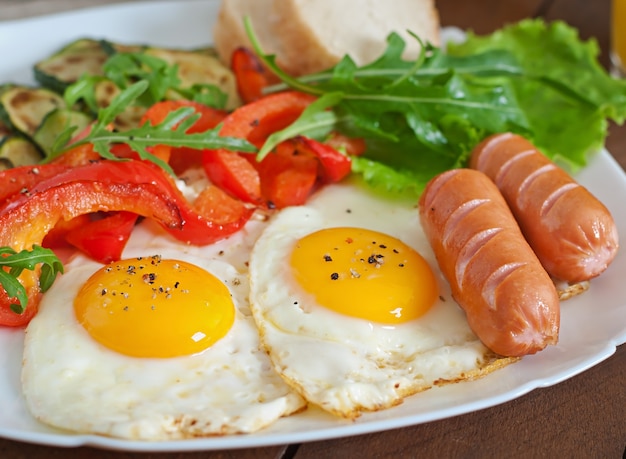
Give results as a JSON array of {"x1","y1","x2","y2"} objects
[
  {"x1": 249, "y1": 180, "x2": 512, "y2": 419},
  {"x1": 21, "y1": 238, "x2": 305, "y2": 440}
]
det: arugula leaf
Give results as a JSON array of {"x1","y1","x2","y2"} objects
[
  {"x1": 0, "y1": 246, "x2": 64, "y2": 314},
  {"x1": 51, "y1": 81, "x2": 257, "y2": 176},
  {"x1": 65, "y1": 51, "x2": 228, "y2": 110},
  {"x1": 257, "y1": 92, "x2": 343, "y2": 160},
  {"x1": 246, "y1": 17, "x2": 626, "y2": 196}
]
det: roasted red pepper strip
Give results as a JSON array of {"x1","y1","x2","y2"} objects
[
  {"x1": 256, "y1": 140, "x2": 318, "y2": 209},
  {"x1": 42, "y1": 214, "x2": 91, "y2": 249},
  {"x1": 0, "y1": 159, "x2": 255, "y2": 326},
  {"x1": 293, "y1": 136, "x2": 353, "y2": 183},
  {"x1": 64, "y1": 211, "x2": 139, "y2": 264},
  {"x1": 141, "y1": 100, "x2": 228, "y2": 174},
  {"x1": 25, "y1": 160, "x2": 254, "y2": 246},
  {"x1": 203, "y1": 91, "x2": 317, "y2": 205},
  {"x1": 324, "y1": 132, "x2": 367, "y2": 157},
  {"x1": 0, "y1": 284, "x2": 40, "y2": 327},
  {"x1": 141, "y1": 100, "x2": 228, "y2": 133},
  {"x1": 0, "y1": 163, "x2": 72, "y2": 205},
  {"x1": 0, "y1": 179, "x2": 183, "y2": 327},
  {"x1": 231, "y1": 47, "x2": 271, "y2": 104},
  {"x1": 192, "y1": 184, "x2": 253, "y2": 226}
]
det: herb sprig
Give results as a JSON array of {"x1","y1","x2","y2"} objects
[
  {"x1": 245, "y1": 17, "x2": 626, "y2": 196},
  {"x1": 64, "y1": 51, "x2": 228, "y2": 110},
  {"x1": 0, "y1": 246, "x2": 64, "y2": 314},
  {"x1": 49, "y1": 80, "x2": 257, "y2": 175}
]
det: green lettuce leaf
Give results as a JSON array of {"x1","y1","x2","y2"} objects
[
  {"x1": 448, "y1": 18, "x2": 626, "y2": 169},
  {"x1": 250, "y1": 18, "x2": 626, "y2": 196}
]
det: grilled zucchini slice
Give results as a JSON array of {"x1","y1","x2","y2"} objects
[
  {"x1": 33, "y1": 108, "x2": 93, "y2": 157},
  {"x1": 0, "y1": 86, "x2": 65, "y2": 138},
  {"x1": 144, "y1": 47, "x2": 241, "y2": 109},
  {"x1": 34, "y1": 39, "x2": 110, "y2": 93},
  {"x1": 0, "y1": 135, "x2": 43, "y2": 168}
]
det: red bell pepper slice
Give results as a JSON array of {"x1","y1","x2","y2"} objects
[
  {"x1": 203, "y1": 150, "x2": 263, "y2": 205},
  {"x1": 324, "y1": 132, "x2": 367, "y2": 157},
  {"x1": 42, "y1": 214, "x2": 91, "y2": 249},
  {"x1": 64, "y1": 211, "x2": 139, "y2": 264},
  {"x1": 256, "y1": 140, "x2": 318, "y2": 209},
  {"x1": 0, "y1": 163, "x2": 72, "y2": 205},
  {"x1": 141, "y1": 100, "x2": 228, "y2": 174},
  {"x1": 203, "y1": 91, "x2": 317, "y2": 205},
  {"x1": 231, "y1": 47, "x2": 270, "y2": 104},
  {"x1": 293, "y1": 136, "x2": 353, "y2": 183},
  {"x1": 0, "y1": 159, "x2": 254, "y2": 326},
  {"x1": 0, "y1": 179, "x2": 183, "y2": 327},
  {"x1": 141, "y1": 100, "x2": 228, "y2": 133},
  {"x1": 192, "y1": 184, "x2": 253, "y2": 225},
  {"x1": 25, "y1": 159, "x2": 254, "y2": 246},
  {"x1": 0, "y1": 285, "x2": 40, "y2": 327}
]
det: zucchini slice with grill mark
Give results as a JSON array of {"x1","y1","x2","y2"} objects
[
  {"x1": 33, "y1": 108, "x2": 93, "y2": 157},
  {"x1": 144, "y1": 47, "x2": 241, "y2": 109},
  {"x1": 93, "y1": 80, "x2": 147, "y2": 131},
  {"x1": 34, "y1": 38, "x2": 146, "y2": 94},
  {"x1": 99, "y1": 39, "x2": 145, "y2": 55},
  {"x1": 0, "y1": 86, "x2": 66, "y2": 138},
  {"x1": 34, "y1": 39, "x2": 109, "y2": 93},
  {"x1": 0, "y1": 118, "x2": 12, "y2": 144},
  {"x1": 0, "y1": 135, "x2": 43, "y2": 168}
]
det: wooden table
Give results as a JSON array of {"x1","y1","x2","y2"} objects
[{"x1": 1, "y1": 0, "x2": 625, "y2": 457}]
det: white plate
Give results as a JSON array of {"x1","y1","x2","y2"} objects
[{"x1": 0, "y1": 0, "x2": 625, "y2": 452}]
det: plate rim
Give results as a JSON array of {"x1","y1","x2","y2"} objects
[{"x1": 0, "y1": 0, "x2": 624, "y2": 451}]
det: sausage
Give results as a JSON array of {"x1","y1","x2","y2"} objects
[
  {"x1": 419, "y1": 168, "x2": 560, "y2": 357},
  {"x1": 470, "y1": 132, "x2": 619, "y2": 283}
]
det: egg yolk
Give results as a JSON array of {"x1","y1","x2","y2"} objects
[
  {"x1": 74, "y1": 256, "x2": 235, "y2": 358},
  {"x1": 290, "y1": 227, "x2": 438, "y2": 324}
]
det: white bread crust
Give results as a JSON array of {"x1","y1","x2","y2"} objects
[{"x1": 213, "y1": 0, "x2": 441, "y2": 76}]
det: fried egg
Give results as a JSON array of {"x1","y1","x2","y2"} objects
[
  {"x1": 249, "y1": 179, "x2": 513, "y2": 419},
  {"x1": 21, "y1": 235, "x2": 306, "y2": 440}
]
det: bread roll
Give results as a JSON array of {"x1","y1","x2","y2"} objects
[
  {"x1": 213, "y1": 0, "x2": 441, "y2": 76},
  {"x1": 213, "y1": 0, "x2": 283, "y2": 68}
]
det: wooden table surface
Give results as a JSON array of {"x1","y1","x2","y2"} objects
[{"x1": 1, "y1": 0, "x2": 625, "y2": 457}]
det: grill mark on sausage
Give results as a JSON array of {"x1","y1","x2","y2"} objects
[
  {"x1": 455, "y1": 227, "x2": 502, "y2": 288},
  {"x1": 516, "y1": 163, "x2": 556, "y2": 207},
  {"x1": 442, "y1": 198, "x2": 489, "y2": 248},
  {"x1": 540, "y1": 182, "x2": 578, "y2": 218},
  {"x1": 481, "y1": 262, "x2": 526, "y2": 311},
  {"x1": 473, "y1": 131, "x2": 513, "y2": 171},
  {"x1": 494, "y1": 149, "x2": 534, "y2": 189}
]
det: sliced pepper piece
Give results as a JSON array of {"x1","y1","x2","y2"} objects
[
  {"x1": 256, "y1": 140, "x2": 318, "y2": 209},
  {"x1": 0, "y1": 179, "x2": 183, "y2": 327},
  {"x1": 231, "y1": 47, "x2": 270, "y2": 104},
  {"x1": 64, "y1": 211, "x2": 139, "y2": 264},
  {"x1": 203, "y1": 91, "x2": 317, "y2": 205},
  {"x1": 141, "y1": 100, "x2": 228, "y2": 174},
  {"x1": 192, "y1": 184, "x2": 253, "y2": 225},
  {"x1": 293, "y1": 136, "x2": 353, "y2": 183},
  {"x1": 324, "y1": 132, "x2": 367, "y2": 157},
  {"x1": 27, "y1": 159, "x2": 255, "y2": 246},
  {"x1": 0, "y1": 163, "x2": 72, "y2": 205}
]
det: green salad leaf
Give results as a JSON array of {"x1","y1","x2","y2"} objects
[
  {"x1": 448, "y1": 18, "x2": 626, "y2": 169},
  {"x1": 247, "y1": 17, "x2": 626, "y2": 196},
  {"x1": 0, "y1": 246, "x2": 64, "y2": 314}
]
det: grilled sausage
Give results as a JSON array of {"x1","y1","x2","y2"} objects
[
  {"x1": 470, "y1": 132, "x2": 619, "y2": 283},
  {"x1": 419, "y1": 168, "x2": 560, "y2": 357}
]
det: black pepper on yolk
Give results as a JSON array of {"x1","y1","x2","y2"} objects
[
  {"x1": 290, "y1": 227, "x2": 438, "y2": 324},
  {"x1": 74, "y1": 255, "x2": 235, "y2": 358}
]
